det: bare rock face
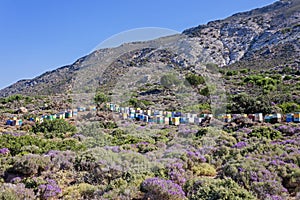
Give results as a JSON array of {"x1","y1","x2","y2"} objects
[
  {"x1": 0, "y1": 0, "x2": 299, "y2": 98},
  {"x1": 18, "y1": 107, "x2": 28, "y2": 114}
]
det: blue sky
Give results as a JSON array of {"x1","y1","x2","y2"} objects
[{"x1": 0, "y1": 0, "x2": 276, "y2": 90}]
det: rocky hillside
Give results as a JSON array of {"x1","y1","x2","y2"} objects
[{"x1": 0, "y1": 0, "x2": 299, "y2": 98}]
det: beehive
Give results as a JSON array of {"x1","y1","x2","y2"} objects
[
  {"x1": 171, "y1": 117, "x2": 180, "y2": 125},
  {"x1": 294, "y1": 112, "x2": 300, "y2": 118},
  {"x1": 122, "y1": 113, "x2": 128, "y2": 120},
  {"x1": 144, "y1": 115, "x2": 149, "y2": 122},
  {"x1": 286, "y1": 114, "x2": 293, "y2": 122},
  {"x1": 164, "y1": 117, "x2": 170, "y2": 125},
  {"x1": 146, "y1": 110, "x2": 151, "y2": 116},
  {"x1": 264, "y1": 115, "x2": 272, "y2": 123},
  {"x1": 255, "y1": 113, "x2": 263, "y2": 122},
  {"x1": 180, "y1": 117, "x2": 187, "y2": 124},
  {"x1": 166, "y1": 112, "x2": 172, "y2": 118},
  {"x1": 188, "y1": 117, "x2": 194, "y2": 124},
  {"x1": 157, "y1": 116, "x2": 164, "y2": 124},
  {"x1": 194, "y1": 117, "x2": 201, "y2": 125}
]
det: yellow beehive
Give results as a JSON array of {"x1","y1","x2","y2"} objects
[
  {"x1": 226, "y1": 114, "x2": 232, "y2": 119},
  {"x1": 13, "y1": 117, "x2": 17, "y2": 120},
  {"x1": 122, "y1": 113, "x2": 128, "y2": 120},
  {"x1": 172, "y1": 117, "x2": 180, "y2": 125}
]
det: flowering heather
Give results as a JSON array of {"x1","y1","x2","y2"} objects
[
  {"x1": 0, "y1": 148, "x2": 10, "y2": 155},
  {"x1": 186, "y1": 150, "x2": 207, "y2": 162},
  {"x1": 167, "y1": 162, "x2": 186, "y2": 186},
  {"x1": 0, "y1": 183, "x2": 36, "y2": 199},
  {"x1": 178, "y1": 125, "x2": 198, "y2": 137},
  {"x1": 232, "y1": 141, "x2": 248, "y2": 149},
  {"x1": 104, "y1": 145, "x2": 120, "y2": 153},
  {"x1": 141, "y1": 177, "x2": 186, "y2": 200},
  {"x1": 38, "y1": 179, "x2": 62, "y2": 199},
  {"x1": 44, "y1": 150, "x2": 75, "y2": 171},
  {"x1": 10, "y1": 177, "x2": 22, "y2": 184},
  {"x1": 269, "y1": 159, "x2": 286, "y2": 166},
  {"x1": 277, "y1": 125, "x2": 300, "y2": 135},
  {"x1": 239, "y1": 128, "x2": 252, "y2": 134}
]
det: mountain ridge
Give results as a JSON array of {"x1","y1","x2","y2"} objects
[{"x1": 0, "y1": 0, "x2": 299, "y2": 97}]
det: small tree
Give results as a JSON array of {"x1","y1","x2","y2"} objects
[
  {"x1": 185, "y1": 73, "x2": 205, "y2": 87},
  {"x1": 94, "y1": 92, "x2": 110, "y2": 109}
]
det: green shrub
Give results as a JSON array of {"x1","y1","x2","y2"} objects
[
  {"x1": 185, "y1": 73, "x2": 205, "y2": 87},
  {"x1": 283, "y1": 75, "x2": 293, "y2": 80},
  {"x1": 199, "y1": 87, "x2": 210, "y2": 96},
  {"x1": 226, "y1": 70, "x2": 238, "y2": 76},
  {"x1": 248, "y1": 127, "x2": 282, "y2": 140},
  {"x1": 94, "y1": 92, "x2": 111, "y2": 106},
  {"x1": 0, "y1": 94, "x2": 24, "y2": 104},
  {"x1": 63, "y1": 183, "x2": 98, "y2": 200},
  {"x1": 240, "y1": 69, "x2": 249, "y2": 74},
  {"x1": 99, "y1": 121, "x2": 118, "y2": 129},
  {"x1": 191, "y1": 163, "x2": 217, "y2": 176},
  {"x1": 33, "y1": 119, "x2": 77, "y2": 138},
  {"x1": 128, "y1": 98, "x2": 153, "y2": 109},
  {"x1": 279, "y1": 102, "x2": 300, "y2": 113},
  {"x1": 185, "y1": 178, "x2": 257, "y2": 200},
  {"x1": 0, "y1": 134, "x2": 85, "y2": 156}
]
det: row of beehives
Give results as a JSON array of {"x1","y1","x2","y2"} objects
[
  {"x1": 5, "y1": 106, "x2": 97, "y2": 126},
  {"x1": 105, "y1": 103, "x2": 300, "y2": 124},
  {"x1": 105, "y1": 103, "x2": 212, "y2": 125}
]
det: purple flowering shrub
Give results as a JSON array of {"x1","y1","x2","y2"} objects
[
  {"x1": 141, "y1": 177, "x2": 186, "y2": 200},
  {"x1": 37, "y1": 178, "x2": 62, "y2": 199},
  {"x1": 0, "y1": 183, "x2": 36, "y2": 199},
  {"x1": 277, "y1": 125, "x2": 300, "y2": 136},
  {"x1": 44, "y1": 150, "x2": 76, "y2": 171},
  {"x1": 11, "y1": 154, "x2": 50, "y2": 176},
  {"x1": 1, "y1": 116, "x2": 300, "y2": 200},
  {"x1": 166, "y1": 162, "x2": 187, "y2": 186},
  {"x1": 0, "y1": 148, "x2": 10, "y2": 155},
  {"x1": 232, "y1": 141, "x2": 248, "y2": 149},
  {"x1": 222, "y1": 157, "x2": 289, "y2": 199}
]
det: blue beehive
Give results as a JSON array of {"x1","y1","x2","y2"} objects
[
  {"x1": 294, "y1": 118, "x2": 300, "y2": 123},
  {"x1": 180, "y1": 117, "x2": 187, "y2": 124},
  {"x1": 174, "y1": 112, "x2": 181, "y2": 117},
  {"x1": 286, "y1": 114, "x2": 293, "y2": 123},
  {"x1": 130, "y1": 113, "x2": 135, "y2": 119},
  {"x1": 6, "y1": 120, "x2": 13, "y2": 126},
  {"x1": 144, "y1": 115, "x2": 149, "y2": 122},
  {"x1": 139, "y1": 114, "x2": 144, "y2": 121}
]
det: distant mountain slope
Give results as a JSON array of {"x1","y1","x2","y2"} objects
[{"x1": 0, "y1": 0, "x2": 299, "y2": 97}]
